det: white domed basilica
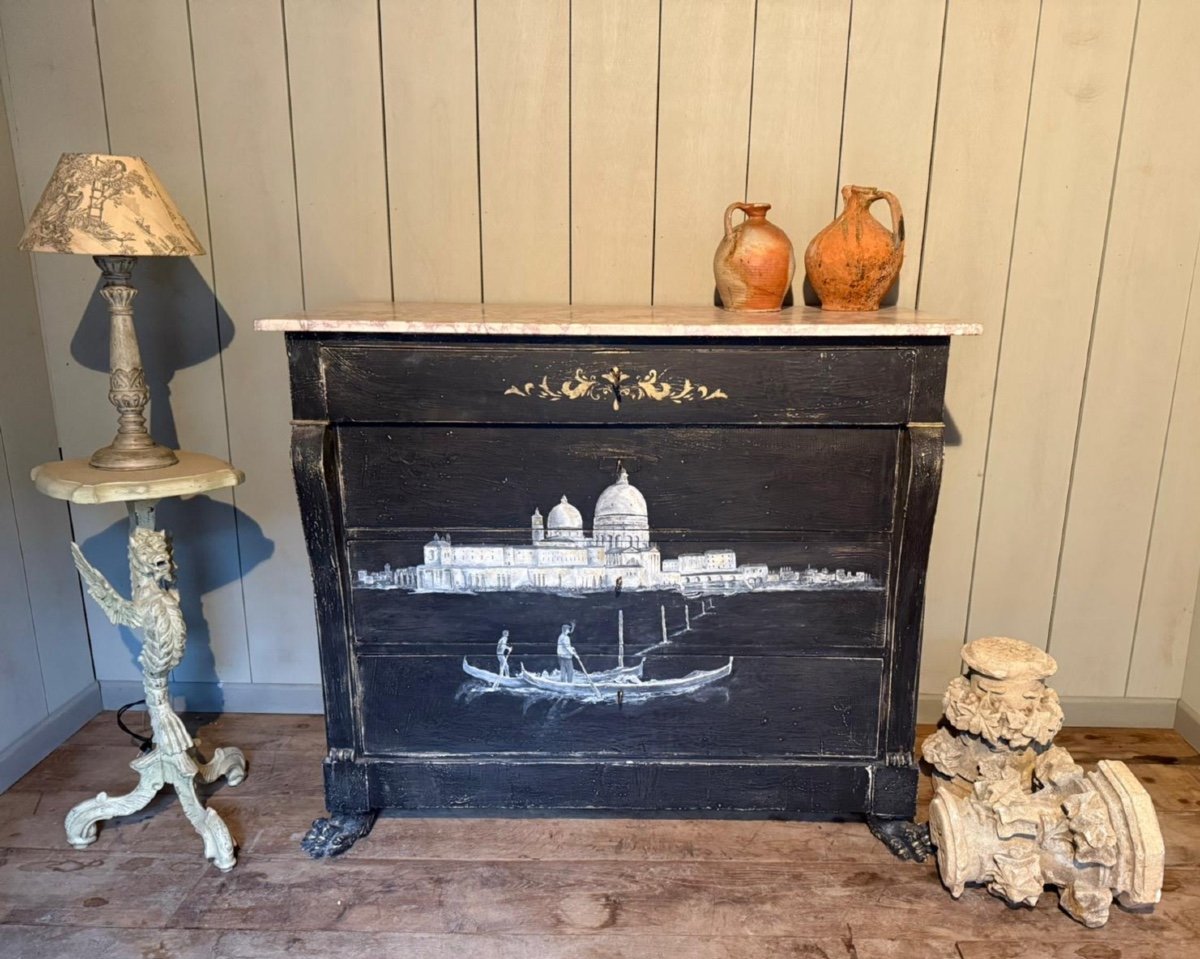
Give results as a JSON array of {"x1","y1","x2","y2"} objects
[
  {"x1": 510, "y1": 469, "x2": 661, "y2": 591},
  {"x1": 358, "y1": 468, "x2": 877, "y2": 595},
  {"x1": 542, "y1": 496, "x2": 585, "y2": 542},
  {"x1": 592, "y1": 469, "x2": 650, "y2": 548}
]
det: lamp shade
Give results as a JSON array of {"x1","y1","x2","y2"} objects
[{"x1": 18, "y1": 153, "x2": 204, "y2": 256}]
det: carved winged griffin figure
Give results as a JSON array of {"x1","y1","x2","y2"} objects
[
  {"x1": 65, "y1": 524, "x2": 246, "y2": 869},
  {"x1": 70, "y1": 528, "x2": 191, "y2": 756}
]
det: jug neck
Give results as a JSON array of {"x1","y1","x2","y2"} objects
[{"x1": 842, "y1": 185, "x2": 880, "y2": 210}]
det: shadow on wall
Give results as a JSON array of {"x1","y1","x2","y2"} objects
[{"x1": 69, "y1": 257, "x2": 272, "y2": 709}]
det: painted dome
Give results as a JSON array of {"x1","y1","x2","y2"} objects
[
  {"x1": 546, "y1": 496, "x2": 584, "y2": 540},
  {"x1": 594, "y1": 469, "x2": 648, "y2": 530}
]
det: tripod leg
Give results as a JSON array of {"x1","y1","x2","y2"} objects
[
  {"x1": 169, "y1": 758, "x2": 238, "y2": 871},
  {"x1": 65, "y1": 751, "x2": 166, "y2": 849},
  {"x1": 197, "y1": 746, "x2": 247, "y2": 787}
]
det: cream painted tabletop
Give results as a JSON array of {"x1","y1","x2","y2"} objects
[
  {"x1": 31, "y1": 451, "x2": 244, "y2": 505},
  {"x1": 255, "y1": 301, "x2": 981, "y2": 338}
]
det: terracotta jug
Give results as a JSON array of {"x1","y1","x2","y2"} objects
[
  {"x1": 805, "y1": 185, "x2": 904, "y2": 311},
  {"x1": 713, "y1": 202, "x2": 795, "y2": 312}
]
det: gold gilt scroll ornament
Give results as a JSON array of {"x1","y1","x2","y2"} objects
[{"x1": 504, "y1": 366, "x2": 728, "y2": 411}]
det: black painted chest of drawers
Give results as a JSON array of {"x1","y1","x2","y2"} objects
[{"x1": 264, "y1": 302, "x2": 976, "y2": 857}]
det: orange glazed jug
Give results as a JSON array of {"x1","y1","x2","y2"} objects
[
  {"x1": 805, "y1": 185, "x2": 904, "y2": 311},
  {"x1": 713, "y1": 202, "x2": 795, "y2": 312}
]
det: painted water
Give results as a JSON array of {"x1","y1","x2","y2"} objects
[{"x1": 351, "y1": 586, "x2": 886, "y2": 758}]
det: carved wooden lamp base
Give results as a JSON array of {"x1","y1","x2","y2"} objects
[
  {"x1": 89, "y1": 255, "x2": 179, "y2": 472},
  {"x1": 89, "y1": 439, "x2": 178, "y2": 471},
  {"x1": 89, "y1": 436, "x2": 178, "y2": 471}
]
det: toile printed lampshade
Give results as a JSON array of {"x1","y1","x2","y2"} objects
[
  {"x1": 18, "y1": 152, "x2": 204, "y2": 257},
  {"x1": 19, "y1": 152, "x2": 205, "y2": 470}
]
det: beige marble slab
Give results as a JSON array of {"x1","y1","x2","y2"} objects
[
  {"x1": 255, "y1": 301, "x2": 981, "y2": 337},
  {"x1": 31, "y1": 451, "x2": 244, "y2": 505}
]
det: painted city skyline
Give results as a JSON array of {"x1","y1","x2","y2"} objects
[{"x1": 355, "y1": 469, "x2": 880, "y2": 597}]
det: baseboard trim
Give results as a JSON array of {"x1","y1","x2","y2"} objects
[
  {"x1": 1175, "y1": 699, "x2": 1200, "y2": 751},
  {"x1": 99, "y1": 680, "x2": 325, "y2": 715},
  {"x1": 917, "y1": 693, "x2": 1179, "y2": 728},
  {"x1": 6, "y1": 682, "x2": 1184, "y2": 790},
  {"x1": 0, "y1": 682, "x2": 102, "y2": 793}
]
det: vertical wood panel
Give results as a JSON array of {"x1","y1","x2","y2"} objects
[
  {"x1": 477, "y1": 0, "x2": 569, "y2": 303},
  {"x1": 0, "y1": 426, "x2": 50, "y2": 748},
  {"x1": 3, "y1": 0, "x2": 1200, "y2": 711},
  {"x1": 653, "y1": 0, "x2": 755, "y2": 305},
  {"x1": 917, "y1": 0, "x2": 1040, "y2": 690},
  {"x1": 0, "y1": 40, "x2": 60, "y2": 738},
  {"x1": 0, "y1": 23, "x2": 92, "y2": 712},
  {"x1": 1128, "y1": 239, "x2": 1200, "y2": 697},
  {"x1": 1051, "y1": 0, "x2": 1200, "y2": 697},
  {"x1": 967, "y1": 0, "x2": 1138, "y2": 649},
  {"x1": 0, "y1": 0, "x2": 108, "y2": 450},
  {"x1": 746, "y1": 0, "x2": 850, "y2": 255},
  {"x1": 0, "y1": 0, "x2": 132, "y2": 688},
  {"x1": 380, "y1": 0, "x2": 479, "y2": 301},
  {"x1": 836, "y1": 0, "x2": 946, "y2": 308},
  {"x1": 570, "y1": 0, "x2": 658, "y2": 305},
  {"x1": 93, "y1": 0, "x2": 249, "y2": 686},
  {"x1": 286, "y1": 0, "x2": 391, "y2": 307},
  {"x1": 190, "y1": 0, "x2": 317, "y2": 686}
]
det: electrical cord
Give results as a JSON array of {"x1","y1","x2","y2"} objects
[{"x1": 116, "y1": 700, "x2": 155, "y2": 752}]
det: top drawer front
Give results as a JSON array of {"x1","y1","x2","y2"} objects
[{"x1": 321, "y1": 344, "x2": 918, "y2": 425}]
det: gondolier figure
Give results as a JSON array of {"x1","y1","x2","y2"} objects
[
  {"x1": 496, "y1": 629, "x2": 512, "y2": 678},
  {"x1": 557, "y1": 623, "x2": 577, "y2": 682}
]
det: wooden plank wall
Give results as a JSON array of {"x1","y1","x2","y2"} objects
[
  {"x1": 2, "y1": 0, "x2": 1199, "y2": 709},
  {"x1": 0, "y1": 24, "x2": 93, "y2": 761}
]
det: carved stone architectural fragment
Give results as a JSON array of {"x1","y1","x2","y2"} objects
[{"x1": 923, "y1": 637, "x2": 1164, "y2": 927}]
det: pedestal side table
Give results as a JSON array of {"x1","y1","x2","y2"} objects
[{"x1": 32, "y1": 451, "x2": 248, "y2": 870}]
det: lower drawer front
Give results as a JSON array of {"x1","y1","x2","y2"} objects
[
  {"x1": 358, "y1": 652, "x2": 882, "y2": 761},
  {"x1": 365, "y1": 761, "x2": 882, "y2": 815}
]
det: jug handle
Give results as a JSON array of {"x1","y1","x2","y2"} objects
[
  {"x1": 876, "y1": 190, "x2": 905, "y2": 249},
  {"x1": 723, "y1": 202, "x2": 751, "y2": 240}
]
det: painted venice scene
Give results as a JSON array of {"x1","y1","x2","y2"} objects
[{"x1": 355, "y1": 468, "x2": 882, "y2": 706}]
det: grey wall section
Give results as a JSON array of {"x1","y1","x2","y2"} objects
[
  {"x1": 0, "y1": 37, "x2": 99, "y2": 791},
  {"x1": 1177, "y1": 573, "x2": 1200, "y2": 749},
  {"x1": 0, "y1": 0, "x2": 1198, "y2": 726},
  {"x1": 1181, "y1": 575, "x2": 1200, "y2": 712}
]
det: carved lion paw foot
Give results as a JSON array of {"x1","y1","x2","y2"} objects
[
  {"x1": 867, "y1": 817, "x2": 932, "y2": 862},
  {"x1": 300, "y1": 811, "x2": 378, "y2": 859}
]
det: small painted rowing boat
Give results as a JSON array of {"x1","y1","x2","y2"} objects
[
  {"x1": 462, "y1": 658, "x2": 644, "y2": 688},
  {"x1": 461, "y1": 660, "x2": 526, "y2": 688},
  {"x1": 518, "y1": 657, "x2": 733, "y2": 701}
]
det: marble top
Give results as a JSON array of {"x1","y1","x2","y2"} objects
[
  {"x1": 255, "y1": 301, "x2": 980, "y2": 338},
  {"x1": 32, "y1": 451, "x2": 244, "y2": 505}
]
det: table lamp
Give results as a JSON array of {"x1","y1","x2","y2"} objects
[{"x1": 19, "y1": 153, "x2": 205, "y2": 470}]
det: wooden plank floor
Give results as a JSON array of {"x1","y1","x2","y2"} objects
[{"x1": 1, "y1": 715, "x2": 1198, "y2": 958}]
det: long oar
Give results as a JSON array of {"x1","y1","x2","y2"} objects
[{"x1": 572, "y1": 650, "x2": 602, "y2": 699}]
